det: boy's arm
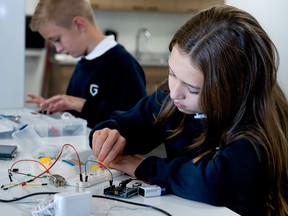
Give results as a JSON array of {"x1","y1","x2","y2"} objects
[{"x1": 34, "y1": 94, "x2": 85, "y2": 114}]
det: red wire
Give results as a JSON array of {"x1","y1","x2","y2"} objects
[
  {"x1": 9, "y1": 159, "x2": 50, "y2": 174},
  {"x1": 29, "y1": 143, "x2": 82, "y2": 182},
  {"x1": 9, "y1": 143, "x2": 82, "y2": 183},
  {"x1": 6, "y1": 159, "x2": 50, "y2": 190}
]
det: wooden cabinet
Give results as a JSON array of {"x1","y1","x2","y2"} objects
[
  {"x1": 176, "y1": 0, "x2": 224, "y2": 13},
  {"x1": 113, "y1": 0, "x2": 145, "y2": 10},
  {"x1": 90, "y1": 0, "x2": 224, "y2": 13},
  {"x1": 90, "y1": 0, "x2": 113, "y2": 9},
  {"x1": 48, "y1": 63, "x2": 74, "y2": 97},
  {"x1": 144, "y1": 0, "x2": 176, "y2": 12},
  {"x1": 143, "y1": 66, "x2": 168, "y2": 95}
]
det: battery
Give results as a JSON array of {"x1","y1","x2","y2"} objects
[{"x1": 138, "y1": 185, "x2": 163, "y2": 197}]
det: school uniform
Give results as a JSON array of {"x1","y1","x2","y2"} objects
[
  {"x1": 66, "y1": 35, "x2": 147, "y2": 128},
  {"x1": 89, "y1": 89, "x2": 268, "y2": 216}
]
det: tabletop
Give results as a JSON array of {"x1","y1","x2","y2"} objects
[{"x1": 0, "y1": 133, "x2": 239, "y2": 216}]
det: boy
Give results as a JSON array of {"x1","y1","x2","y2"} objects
[{"x1": 26, "y1": 0, "x2": 147, "y2": 128}]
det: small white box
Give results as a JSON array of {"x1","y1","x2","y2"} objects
[
  {"x1": 138, "y1": 185, "x2": 162, "y2": 197},
  {"x1": 54, "y1": 191, "x2": 92, "y2": 216}
]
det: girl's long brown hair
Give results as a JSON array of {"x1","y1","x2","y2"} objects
[{"x1": 156, "y1": 5, "x2": 288, "y2": 215}]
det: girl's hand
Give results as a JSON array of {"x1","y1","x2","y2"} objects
[
  {"x1": 92, "y1": 128, "x2": 126, "y2": 165},
  {"x1": 110, "y1": 155, "x2": 145, "y2": 177}
]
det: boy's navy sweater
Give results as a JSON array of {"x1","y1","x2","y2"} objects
[
  {"x1": 89, "y1": 90, "x2": 268, "y2": 216},
  {"x1": 66, "y1": 44, "x2": 146, "y2": 128}
]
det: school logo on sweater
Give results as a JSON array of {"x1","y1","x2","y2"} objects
[{"x1": 90, "y1": 84, "x2": 99, "y2": 96}]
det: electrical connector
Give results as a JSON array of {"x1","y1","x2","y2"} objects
[{"x1": 119, "y1": 178, "x2": 132, "y2": 188}]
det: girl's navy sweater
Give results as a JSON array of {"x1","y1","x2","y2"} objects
[
  {"x1": 89, "y1": 89, "x2": 268, "y2": 216},
  {"x1": 66, "y1": 44, "x2": 147, "y2": 128}
]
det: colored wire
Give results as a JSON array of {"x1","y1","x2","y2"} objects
[
  {"x1": 4, "y1": 159, "x2": 51, "y2": 190},
  {"x1": 4, "y1": 143, "x2": 82, "y2": 190},
  {"x1": 9, "y1": 159, "x2": 51, "y2": 176},
  {"x1": 1, "y1": 182, "x2": 22, "y2": 190},
  {"x1": 27, "y1": 143, "x2": 83, "y2": 182},
  {"x1": 84, "y1": 160, "x2": 113, "y2": 183},
  {"x1": 1, "y1": 183, "x2": 48, "y2": 191},
  {"x1": 84, "y1": 160, "x2": 113, "y2": 187},
  {"x1": 9, "y1": 170, "x2": 49, "y2": 179}
]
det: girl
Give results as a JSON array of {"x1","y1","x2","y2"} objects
[{"x1": 90, "y1": 5, "x2": 288, "y2": 216}]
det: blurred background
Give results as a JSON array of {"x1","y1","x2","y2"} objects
[{"x1": 1, "y1": 0, "x2": 287, "y2": 108}]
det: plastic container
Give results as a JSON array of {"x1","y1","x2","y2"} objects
[
  {"x1": 38, "y1": 114, "x2": 62, "y2": 137},
  {"x1": 61, "y1": 117, "x2": 87, "y2": 136},
  {"x1": 11, "y1": 124, "x2": 44, "y2": 158},
  {"x1": 0, "y1": 118, "x2": 19, "y2": 139},
  {"x1": 46, "y1": 112, "x2": 87, "y2": 136},
  {"x1": 1, "y1": 109, "x2": 87, "y2": 138},
  {"x1": 11, "y1": 124, "x2": 62, "y2": 159},
  {"x1": 19, "y1": 115, "x2": 49, "y2": 137}
]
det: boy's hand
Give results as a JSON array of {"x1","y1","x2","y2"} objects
[
  {"x1": 25, "y1": 93, "x2": 46, "y2": 105},
  {"x1": 38, "y1": 94, "x2": 86, "y2": 113},
  {"x1": 92, "y1": 128, "x2": 126, "y2": 166}
]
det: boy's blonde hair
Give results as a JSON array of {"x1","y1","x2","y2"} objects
[{"x1": 30, "y1": 0, "x2": 95, "y2": 32}]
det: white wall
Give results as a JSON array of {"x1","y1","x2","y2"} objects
[
  {"x1": 94, "y1": 10, "x2": 190, "y2": 56},
  {"x1": 0, "y1": 0, "x2": 25, "y2": 108},
  {"x1": 225, "y1": 0, "x2": 288, "y2": 96},
  {"x1": 25, "y1": 0, "x2": 38, "y2": 15}
]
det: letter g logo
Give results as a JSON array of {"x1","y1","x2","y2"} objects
[{"x1": 90, "y1": 84, "x2": 99, "y2": 96}]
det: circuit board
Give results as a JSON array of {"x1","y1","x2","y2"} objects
[{"x1": 65, "y1": 169, "x2": 123, "y2": 188}]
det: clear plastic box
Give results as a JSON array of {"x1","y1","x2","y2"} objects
[
  {"x1": 0, "y1": 118, "x2": 18, "y2": 139},
  {"x1": 60, "y1": 117, "x2": 87, "y2": 136},
  {"x1": 1, "y1": 109, "x2": 87, "y2": 138},
  {"x1": 11, "y1": 124, "x2": 64, "y2": 159},
  {"x1": 11, "y1": 124, "x2": 44, "y2": 158},
  {"x1": 38, "y1": 114, "x2": 63, "y2": 137},
  {"x1": 19, "y1": 115, "x2": 49, "y2": 137},
  {"x1": 47, "y1": 112, "x2": 87, "y2": 136}
]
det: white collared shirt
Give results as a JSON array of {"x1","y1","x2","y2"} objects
[{"x1": 81, "y1": 35, "x2": 118, "y2": 60}]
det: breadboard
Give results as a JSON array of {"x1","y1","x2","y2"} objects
[{"x1": 65, "y1": 169, "x2": 123, "y2": 188}]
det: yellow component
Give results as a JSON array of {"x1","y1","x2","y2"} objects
[
  {"x1": 40, "y1": 157, "x2": 52, "y2": 166},
  {"x1": 91, "y1": 165, "x2": 98, "y2": 171}
]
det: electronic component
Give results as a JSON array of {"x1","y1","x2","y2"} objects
[
  {"x1": 104, "y1": 185, "x2": 138, "y2": 198},
  {"x1": 65, "y1": 169, "x2": 122, "y2": 188},
  {"x1": 138, "y1": 185, "x2": 165, "y2": 197},
  {"x1": 40, "y1": 157, "x2": 52, "y2": 165},
  {"x1": 0, "y1": 145, "x2": 17, "y2": 160},
  {"x1": 103, "y1": 178, "x2": 139, "y2": 198},
  {"x1": 49, "y1": 174, "x2": 65, "y2": 187}
]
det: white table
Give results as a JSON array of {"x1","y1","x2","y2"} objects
[{"x1": 0, "y1": 135, "x2": 239, "y2": 216}]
